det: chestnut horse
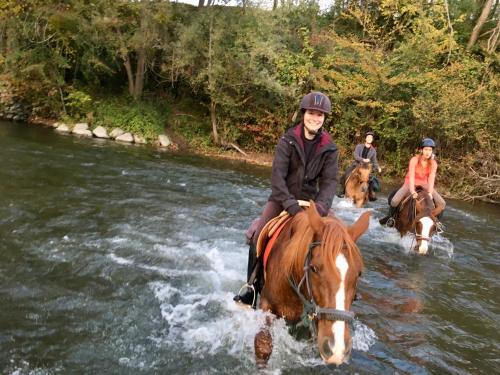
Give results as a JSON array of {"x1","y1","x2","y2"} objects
[
  {"x1": 345, "y1": 162, "x2": 372, "y2": 208},
  {"x1": 392, "y1": 186, "x2": 440, "y2": 254},
  {"x1": 254, "y1": 201, "x2": 371, "y2": 366}
]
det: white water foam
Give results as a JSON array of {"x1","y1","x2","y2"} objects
[{"x1": 149, "y1": 279, "x2": 377, "y2": 367}]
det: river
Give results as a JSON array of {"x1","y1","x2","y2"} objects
[{"x1": 0, "y1": 121, "x2": 498, "y2": 374}]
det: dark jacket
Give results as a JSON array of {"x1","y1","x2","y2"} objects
[
  {"x1": 351, "y1": 144, "x2": 379, "y2": 170},
  {"x1": 269, "y1": 124, "x2": 339, "y2": 216}
]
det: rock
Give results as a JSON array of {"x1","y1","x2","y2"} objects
[
  {"x1": 133, "y1": 134, "x2": 146, "y2": 144},
  {"x1": 158, "y1": 134, "x2": 171, "y2": 147},
  {"x1": 55, "y1": 124, "x2": 71, "y2": 133},
  {"x1": 115, "y1": 132, "x2": 134, "y2": 143},
  {"x1": 110, "y1": 128, "x2": 124, "y2": 139},
  {"x1": 93, "y1": 126, "x2": 109, "y2": 139},
  {"x1": 73, "y1": 128, "x2": 93, "y2": 137},
  {"x1": 73, "y1": 122, "x2": 89, "y2": 132}
]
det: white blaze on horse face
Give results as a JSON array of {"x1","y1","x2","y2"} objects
[
  {"x1": 418, "y1": 216, "x2": 434, "y2": 254},
  {"x1": 329, "y1": 253, "x2": 349, "y2": 364}
]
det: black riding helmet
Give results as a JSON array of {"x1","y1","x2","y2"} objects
[{"x1": 299, "y1": 92, "x2": 331, "y2": 114}]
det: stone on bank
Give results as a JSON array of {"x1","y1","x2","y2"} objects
[
  {"x1": 158, "y1": 134, "x2": 171, "y2": 148},
  {"x1": 93, "y1": 126, "x2": 109, "y2": 139},
  {"x1": 133, "y1": 134, "x2": 147, "y2": 144},
  {"x1": 55, "y1": 123, "x2": 71, "y2": 133},
  {"x1": 115, "y1": 132, "x2": 134, "y2": 143},
  {"x1": 72, "y1": 122, "x2": 92, "y2": 137},
  {"x1": 110, "y1": 128, "x2": 124, "y2": 139}
]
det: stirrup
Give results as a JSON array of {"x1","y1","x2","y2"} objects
[
  {"x1": 235, "y1": 283, "x2": 257, "y2": 308},
  {"x1": 386, "y1": 217, "x2": 395, "y2": 228},
  {"x1": 435, "y1": 221, "x2": 445, "y2": 233}
]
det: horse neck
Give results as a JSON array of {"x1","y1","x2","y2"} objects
[
  {"x1": 353, "y1": 167, "x2": 370, "y2": 184},
  {"x1": 398, "y1": 190, "x2": 433, "y2": 233},
  {"x1": 285, "y1": 219, "x2": 363, "y2": 280}
]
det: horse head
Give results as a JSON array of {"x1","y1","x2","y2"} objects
[
  {"x1": 346, "y1": 163, "x2": 372, "y2": 207},
  {"x1": 356, "y1": 162, "x2": 372, "y2": 191},
  {"x1": 412, "y1": 187, "x2": 438, "y2": 254},
  {"x1": 299, "y1": 202, "x2": 371, "y2": 365}
]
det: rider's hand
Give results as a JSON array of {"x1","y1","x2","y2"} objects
[
  {"x1": 363, "y1": 158, "x2": 370, "y2": 163},
  {"x1": 378, "y1": 167, "x2": 382, "y2": 173},
  {"x1": 411, "y1": 192, "x2": 418, "y2": 199},
  {"x1": 286, "y1": 203, "x2": 303, "y2": 216}
]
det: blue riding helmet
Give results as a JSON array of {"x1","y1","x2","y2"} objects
[{"x1": 420, "y1": 138, "x2": 436, "y2": 148}]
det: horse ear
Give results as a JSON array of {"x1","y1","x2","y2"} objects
[
  {"x1": 307, "y1": 200, "x2": 324, "y2": 233},
  {"x1": 348, "y1": 211, "x2": 371, "y2": 242}
]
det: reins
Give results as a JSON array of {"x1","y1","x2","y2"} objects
[
  {"x1": 402, "y1": 192, "x2": 444, "y2": 249},
  {"x1": 288, "y1": 241, "x2": 355, "y2": 338}
]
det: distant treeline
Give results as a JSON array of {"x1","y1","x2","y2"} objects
[{"x1": 0, "y1": 0, "x2": 498, "y2": 201}]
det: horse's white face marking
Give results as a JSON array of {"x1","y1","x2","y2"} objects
[
  {"x1": 418, "y1": 216, "x2": 434, "y2": 254},
  {"x1": 329, "y1": 253, "x2": 348, "y2": 363}
]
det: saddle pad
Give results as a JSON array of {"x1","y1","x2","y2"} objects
[
  {"x1": 262, "y1": 216, "x2": 292, "y2": 280},
  {"x1": 256, "y1": 200, "x2": 310, "y2": 258},
  {"x1": 256, "y1": 211, "x2": 288, "y2": 258}
]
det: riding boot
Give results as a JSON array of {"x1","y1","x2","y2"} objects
[
  {"x1": 337, "y1": 174, "x2": 346, "y2": 198},
  {"x1": 233, "y1": 242, "x2": 261, "y2": 308},
  {"x1": 368, "y1": 187, "x2": 377, "y2": 202},
  {"x1": 379, "y1": 206, "x2": 397, "y2": 227}
]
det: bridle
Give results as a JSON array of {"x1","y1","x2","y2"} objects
[
  {"x1": 408, "y1": 194, "x2": 443, "y2": 244},
  {"x1": 288, "y1": 241, "x2": 355, "y2": 338}
]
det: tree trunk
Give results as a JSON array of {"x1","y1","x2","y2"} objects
[
  {"x1": 207, "y1": 19, "x2": 218, "y2": 144},
  {"x1": 122, "y1": 54, "x2": 135, "y2": 97},
  {"x1": 487, "y1": 18, "x2": 500, "y2": 53},
  {"x1": 198, "y1": 0, "x2": 205, "y2": 7},
  {"x1": 133, "y1": 49, "x2": 146, "y2": 100},
  {"x1": 467, "y1": 0, "x2": 494, "y2": 51},
  {"x1": 273, "y1": 0, "x2": 278, "y2": 10},
  {"x1": 210, "y1": 100, "x2": 219, "y2": 145}
]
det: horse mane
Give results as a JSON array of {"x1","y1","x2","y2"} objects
[
  {"x1": 405, "y1": 186, "x2": 434, "y2": 223},
  {"x1": 278, "y1": 213, "x2": 364, "y2": 281},
  {"x1": 350, "y1": 162, "x2": 371, "y2": 183}
]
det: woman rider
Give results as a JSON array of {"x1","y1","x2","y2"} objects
[
  {"x1": 379, "y1": 138, "x2": 446, "y2": 226},
  {"x1": 338, "y1": 131, "x2": 381, "y2": 198},
  {"x1": 233, "y1": 92, "x2": 339, "y2": 307}
]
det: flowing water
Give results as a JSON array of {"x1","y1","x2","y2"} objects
[{"x1": 0, "y1": 121, "x2": 498, "y2": 374}]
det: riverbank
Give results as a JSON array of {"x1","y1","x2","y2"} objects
[
  {"x1": 16, "y1": 115, "x2": 450, "y2": 203},
  {"x1": 0, "y1": 85, "x2": 495, "y2": 204}
]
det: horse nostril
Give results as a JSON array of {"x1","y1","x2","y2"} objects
[
  {"x1": 320, "y1": 337, "x2": 333, "y2": 359},
  {"x1": 345, "y1": 340, "x2": 353, "y2": 359}
]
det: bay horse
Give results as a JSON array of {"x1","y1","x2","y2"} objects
[
  {"x1": 392, "y1": 186, "x2": 440, "y2": 254},
  {"x1": 254, "y1": 201, "x2": 371, "y2": 367},
  {"x1": 345, "y1": 162, "x2": 372, "y2": 208}
]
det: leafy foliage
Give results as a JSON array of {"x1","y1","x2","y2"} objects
[
  {"x1": 0, "y1": 0, "x2": 498, "y2": 200},
  {"x1": 93, "y1": 96, "x2": 166, "y2": 141}
]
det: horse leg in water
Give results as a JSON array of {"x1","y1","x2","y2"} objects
[{"x1": 254, "y1": 298, "x2": 274, "y2": 368}]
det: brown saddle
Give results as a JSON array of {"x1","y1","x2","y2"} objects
[
  {"x1": 256, "y1": 200, "x2": 311, "y2": 258},
  {"x1": 256, "y1": 200, "x2": 310, "y2": 279}
]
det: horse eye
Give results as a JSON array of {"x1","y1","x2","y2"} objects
[{"x1": 310, "y1": 265, "x2": 318, "y2": 273}]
